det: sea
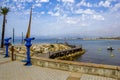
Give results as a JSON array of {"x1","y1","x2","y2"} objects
[{"x1": 11, "y1": 39, "x2": 120, "y2": 66}]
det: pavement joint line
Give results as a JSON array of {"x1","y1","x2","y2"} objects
[
  {"x1": 0, "y1": 61, "x2": 11, "y2": 65},
  {"x1": 80, "y1": 74, "x2": 117, "y2": 80},
  {"x1": 0, "y1": 61, "x2": 71, "y2": 80}
]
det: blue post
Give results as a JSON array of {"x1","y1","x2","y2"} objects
[
  {"x1": 24, "y1": 37, "x2": 35, "y2": 66},
  {"x1": 4, "y1": 37, "x2": 11, "y2": 57}
]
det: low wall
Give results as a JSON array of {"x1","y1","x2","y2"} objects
[{"x1": 16, "y1": 54, "x2": 120, "y2": 79}]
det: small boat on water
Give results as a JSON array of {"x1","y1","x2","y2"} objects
[{"x1": 107, "y1": 46, "x2": 114, "y2": 50}]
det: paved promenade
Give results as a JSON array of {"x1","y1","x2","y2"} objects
[{"x1": 0, "y1": 49, "x2": 117, "y2": 80}]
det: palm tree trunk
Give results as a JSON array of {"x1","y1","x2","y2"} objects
[{"x1": 1, "y1": 15, "x2": 6, "y2": 48}]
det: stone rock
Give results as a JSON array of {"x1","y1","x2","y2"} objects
[
  {"x1": 44, "y1": 48, "x2": 49, "y2": 53},
  {"x1": 19, "y1": 51, "x2": 26, "y2": 54},
  {"x1": 34, "y1": 48, "x2": 40, "y2": 52}
]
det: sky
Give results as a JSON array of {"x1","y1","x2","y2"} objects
[{"x1": 0, "y1": 0, "x2": 120, "y2": 39}]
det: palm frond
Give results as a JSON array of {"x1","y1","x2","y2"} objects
[{"x1": 0, "y1": 7, "x2": 9, "y2": 15}]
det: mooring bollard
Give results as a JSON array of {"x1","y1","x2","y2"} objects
[
  {"x1": 24, "y1": 37, "x2": 35, "y2": 66},
  {"x1": 4, "y1": 37, "x2": 11, "y2": 57},
  {"x1": 11, "y1": 44, "x2": 14, "y2": 61}
]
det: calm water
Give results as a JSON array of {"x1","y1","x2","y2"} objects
[{"x1": 13, "y1": 39, "x2": 120, "y2": 66}]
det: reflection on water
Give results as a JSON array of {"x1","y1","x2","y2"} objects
[{"x1": 108, "y1": 50, "x2": 115, "y2": 57}]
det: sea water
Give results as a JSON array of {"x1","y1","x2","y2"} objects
[{"x1": 9, "y1": 39, "x2": 120, "y2": 66}]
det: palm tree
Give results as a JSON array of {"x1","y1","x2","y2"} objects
[{"x1": 0, "y1": 7, "x2": 9, "y2": 48}]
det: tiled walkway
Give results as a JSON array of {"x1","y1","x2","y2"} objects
[
  {"x1": 0, "y1": 50, "x2": 70, "y2": 80},
  {"x1": 0, "y1": 61, "x2": 70, "y2": 80},
  {"x1": 0, "y1": 52, "x2": 10, "y2": 64},
  {"x1": 81, "y1": 74, "x2": 117, "y2": 80},
  {"x1": 0, "y1": 49, "x2": 117, "y2": 80}
]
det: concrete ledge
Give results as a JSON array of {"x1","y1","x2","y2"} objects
[{"x1": 15, "y1": 53, "x2": 120, "y2": 79}]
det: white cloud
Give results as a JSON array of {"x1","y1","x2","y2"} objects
[
  {"x1": 86, "y1": 3, "x2": 92, "y2": 7},
  {"x1": 19, "y1": 0, "x2": 26, "y2": 3},
  {"x1": 107, "y1": 0, "x2": 117, "y2": 2},
  {"x1": 34, "y1": 3, "x2": 41, "y2": 7},
  {"x1": 54, "y1": 12, "x2": 60, "y2": 16},
  {"x1": 35, "y1": 0, "x2": 49, "y2": 3},
  {"x1": 22, "y1": 9, "x2": 30, "y2": 15},
  {"x1": 76, "y1": 0, "x2": 92, "y2": 7},
  {"x1": 82, "y1": 9, "x2": 95, "y2": 14},
  {"x1": 99, "y1": 1, "x2": 111, "y2": 7},
  {"x1": 19, "y1": 0, "x2": 33, "y2": 2},
  {"x1": 62, "y1": 0, "x2": 74, "y2": 3},
  {"x1": 75, "y1": 9, "x2": 95, "y2": 14},
  {"x1": 58, "y1": 15, "x2": 89, "y2": 25},
  {"x1": 13, "y1": 0, "x2": 17, "y2": 2},
  {"x1": 112, "y1": 3, "x2": 120, "y2": 11},
  {"x1": 93, "y1": 15, "x2": 105, "y2": 20},
  {"x1": 40, "y1": 11, "x2": 45, "y2": 14},
  {"x1": 48, "y1": 11, "x2": 52, "y2": 15},
  {"x1": 74, "y1": 9, "x2": 83, "y2": 14},
  {"x1": 65, "y1": 17, "x2": 79, "y2": 24},
  {"x1": 40, "y1": 0, "x2": 49, "y2": 2},
  {"x1": 48, "y1": 11, "x2": 60, "y2": 16},
  {"x1": 27, "y1": 0, "x2": 33, "y2": 2},
  {"x1": 16, "y1": 3, "x2": 25, "y2": 10}
]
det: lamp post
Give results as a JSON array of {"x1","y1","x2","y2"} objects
[
  {"x1": 4, "y1": 37, "x2": 11, "y2": 57},
  {"x1": 24, "y1": 37, "x2": 35, "y2": 66}
]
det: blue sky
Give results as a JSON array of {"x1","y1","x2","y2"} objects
[{"x1": 0, "y1": 0, "x2": 120, "y2": 38}]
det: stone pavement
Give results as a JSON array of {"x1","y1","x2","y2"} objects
[
  {"x1": 0, "y1": 50, "x2": 117, "y2": 80},
  {"x1": 0, "y1": 48, "x2": 11, "y2": 64},
  {"x1": 81, "y1": 74, "x2": 117, "y2": 80},
  {"x1": 0, "y1": 54, "x2": 10, "y2": 64},
  {"x1": 0, "y1": 61, "x2": 71, "y2": 80}
]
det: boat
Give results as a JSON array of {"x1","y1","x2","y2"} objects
[{"x1": 107, "y1": 46, "x2": 114, "y2": 50}]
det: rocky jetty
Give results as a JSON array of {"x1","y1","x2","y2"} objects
[
  {"x1": 9, "y1": 44, "x2": 71, "y2": 57},
  {"x1": 56, "y1": 49, "x2": 85, "y2": 61}
]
